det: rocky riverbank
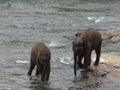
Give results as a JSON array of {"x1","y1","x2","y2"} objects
[
  {"x1": 100, "y1": 28, "x2": 120, "y2": 43},
  {"x1": 93, "y1": 28, "x2": 120, "y2": 90}
]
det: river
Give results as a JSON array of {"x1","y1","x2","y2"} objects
[{"x1": 0, "y1": 0, "x2": 120, "y2": 90}]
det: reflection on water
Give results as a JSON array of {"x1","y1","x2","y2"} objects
[
  {"x1": 81, "y1": 70, "x2": 89, "y2": 79},
  {"x1": 29, "y1": 77, "x2": 50, "y2": 90}
]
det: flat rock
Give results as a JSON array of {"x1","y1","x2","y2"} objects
[{"x1": 100, "y1": 28, "x2": 120, "y2": 43}]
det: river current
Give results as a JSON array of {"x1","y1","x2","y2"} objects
[{"x1": 0, "y1": 0, "x2": 120, "y2": 90}]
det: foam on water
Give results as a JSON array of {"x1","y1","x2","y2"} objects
[
  {"x1": 87, "y1": 16, "x2": 104, "y2": 23},
  {"x1": 92, "y1": 57, "x2": 105, "y2": 63},
  {"x1": 60, "y1": 56, "x2": 73, "y2": 65},
  {"x1": 60, "y1": 57, "x2": 105, "y2": 65},
  {"x1": 16, "y1": 60, "x2": 29, "y2": 64},
  {"x1": 48, "y1": 42, "x2": 58, "y2": 47},
  {"x1": 48, "y1": 42, "x2": 65, "y2": 48}
]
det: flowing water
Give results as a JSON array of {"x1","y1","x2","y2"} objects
[{"x1": 0, "y1": 0, "x2": 120, "y2": 90}]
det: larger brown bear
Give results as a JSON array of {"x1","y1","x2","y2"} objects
[
  {"x1": 72, "y1": 28, "x2": 102, "y2": 76},
  {"x1": 27, "y1": 43, "x2": 51, "y2": 82}
]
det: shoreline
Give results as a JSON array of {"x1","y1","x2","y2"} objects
[{"x1": 100, "y1": 28, "x2": 120, "y2": 43}]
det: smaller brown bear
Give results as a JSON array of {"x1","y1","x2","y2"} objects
[
  {"x1": 72, "y1": 28, "x2": 102, "y2": 76},
  {"x1": 28, "y1": 43, "x2": 51, "y2": 82}
]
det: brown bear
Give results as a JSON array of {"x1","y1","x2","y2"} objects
[
  {"x1": 27, "y1": 43, "x2": 51, "y2": 82},
  {"x1": 72, "y1": 28, "x2": 102, "y2": 76}
]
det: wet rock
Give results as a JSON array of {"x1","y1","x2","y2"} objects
[
  {"x1": 100, "y1": 28, "x2": 120, "y2": 43},
  {"x1": 111, "y1": 36, "x2": 120, "y2": 43},
  {"x1": 100, "y1": 31, "x2": 113, "y2": 40},
  {"x1": 101, "y1": 52, "x2": 120, "y2": 68}
]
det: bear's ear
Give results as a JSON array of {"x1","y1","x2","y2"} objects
[{"x1": 75, "y1": 32, "x2": 81, "y2": 37}]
